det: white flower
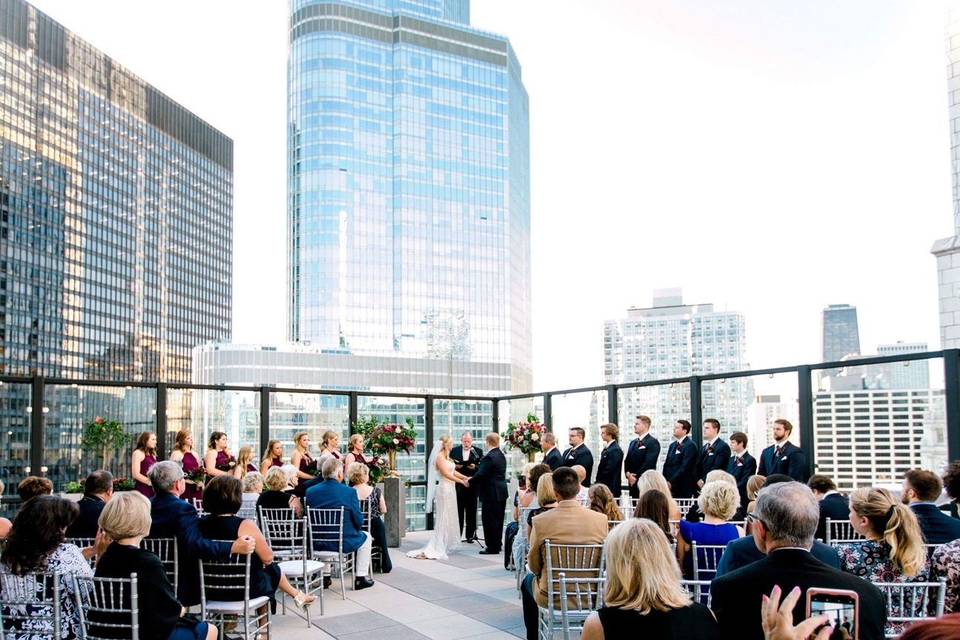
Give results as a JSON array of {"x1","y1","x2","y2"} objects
[
  {"x1": 531, "y1": 433, "x2": 540, "y2": 441},
  {"x1": 393, "y1": 438, "x2": 399, "y2": 445}
]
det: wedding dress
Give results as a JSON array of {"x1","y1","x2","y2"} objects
[{"x1": 407, "y1": 445, "x2": 460, "y2": 560}]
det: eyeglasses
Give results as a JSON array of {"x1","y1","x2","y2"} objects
[{"x1": 745, "y1": 512, "x2": 767, "y2": 529}]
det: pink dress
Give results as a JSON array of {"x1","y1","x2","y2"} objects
[{"x1": 135, "y1": 453, "x2": 156, "y2": 498}]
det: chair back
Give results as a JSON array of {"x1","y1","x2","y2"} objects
[
  {"x1": 198, "y1": 541, "x2": 254, "y2": 610},
  {"x1": 65, "y1": 538, "x2": 96, "y2": 567},
  {"x1": 825, "y1": 518, "x2": 862, "y2": 544},
  {"x1": 305, "y1": 507, "x2": 345, "y2": 554},
  {"x1": 140, "y1": 538, "x2": 178, "y2": 594},
  {"x1": 675, "y1": 498, "x2": 696, "y2": 517},
  {"x1": 191, "y1": 498, "x2": 205, "y2": 516},
  {"x1": 72, "y1": 573, "x2": 139, "y2": 640},
  {"x1": 543, "y1": 541, "x2": 604, "y2": 611},
  {"x1": 558, "y1": 572, "x2": 605, "y2": 640},
  {"x1": 607, "y1": 520, "x2": 623, "y2": 531},
  {"x1": 358, "y1": 498, "x2": 373, "y2": 533},
  {"x1": 0, "y1": 572, "x2": 61, "y2": 640},
  {"x1": 875, "y1": 580, "x2": 946, "y2": 634},
  {"x1": 259, "y1": 507, "x2": 302, "y2": 558},
  {"x1": 518, "y1": 507, "x2": 537, "y2": 543},
  {"x1": 691, "y1": 542, "x2": 727, "y2": 584},
  {"x1": 681, "y1": 579, "x2": 712, "y2": 608},
  {"x1": 237, "y1": 496, "x2": 258, "y2": 522}
]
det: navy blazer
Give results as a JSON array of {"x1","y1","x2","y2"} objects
[
  {"x1": 595, "y1": 441, "x2": 624, "y2": 497},
  {"x1": 715, "y1": 536, "x2": 840, "y2": 578},
  {"x1": 726, "y1": 452, "x2": 757, "y2": 504},
  {"x1": 542, "y1": 447, "x2": 563, "y2": 471},
  {"x1": 757, "y1": 441, "x2": 808, "y2": 482},
  {"x1": 560, "y1": 444, "x2": 594, "y2": 486},
  {"x1": 816, "y1": 493, "x2": 850, "y2": 542},
  {"x1": 624, "y1": 434, "x2": 660, "y2": 479},
  {"x1": 696, "y1": 438, "x2": 731, "y2": 482},
  {"x1": 911, "y1": 503, "x2": 960, "y2": 544},
  {"x1": 661, "y1": 437, "x2": 698, "y2": 499},
  {"x1": 472, "y1": 447, "x2": 508, "y2": 504},
  {"x1": 66, "y1": 495, "x2": 105, "y2": 538},
  {"x1": 305, "y1": 478, "x2": 367, "y2": 553},
  {"x1": 149, "y1": 491, "x2": 233, "y2": 606}
]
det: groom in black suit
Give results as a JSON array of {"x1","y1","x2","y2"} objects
[
  {"x1": 451, "y1": 432, "x2": 484, "y2": 542},
  {"x1": 468, "y1": 432, "x2": 508, "y2": 555}
]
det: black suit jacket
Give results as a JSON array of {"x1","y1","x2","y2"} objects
[
  {"x1": 712, "y1": 549, "x2": 886, "y2": 640},
  {"x1": 624, "y1": 434, "x2": 660, "y2": 479},
  {"x1": 726, "y1": 452, "x2": 757, "y2": 504},
  {"x1": 149, "y1": 491, "x2": 233, "y2": 606},
  {"x1": 66, "y1": 495, "x2": 105, "y2": 538},
  {"x1": 714, "y1": 536, "x2": 841, "y2": 578},
  {"x1": 542, "y1": 447, "x2": 562, "y2": 471},
  {"x1": 472, "y1": 447, "x2": 508, "y2": 504},
  {"x1": 560, "y1": 444, "x2": 594, "y2": 487},
  {"x1": 450, "y1": 444, "x2": 483, "y2": 477},
  {"x1": 816, "y1": 493, "x2": 850, "y2": 542},
  {"x1": 758, "y1": 441, "x2": 808, "y2": 482},
  {"x1": 661, "y1": 437, "x2": 698, "y2": 498},
  {"x1": 911, "y1": 503, "x2": 960, "y2": 544},
  {"x1": 595, "y1": 441, "x2": 624, "y2": 497},
  {"x1": 696, "y1": 438, "x2": 731, "y2": 483}
]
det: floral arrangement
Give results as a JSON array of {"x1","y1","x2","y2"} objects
[
  {"x1": 184, "y1": 468, "x2": 206, "y2": 488},
  {"x1": 64, "y1": 477, "x2": 135, "y2": 493},
  {"x1": 366, "y1": 454, "x2": 388, "y2": 484},
  {"x1": 504, "y1": 413, "x2": 546, "y2": 456},
  {"x1": 215, "y1": 455, "x2": 237, "y2": 473},
  {"x1": 354, "y1": 417, "x2": 417, "y2": 455}
]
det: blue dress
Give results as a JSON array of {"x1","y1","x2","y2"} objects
[{"x1": 679, "y1": 521, "x2": 740, "y2": 579}]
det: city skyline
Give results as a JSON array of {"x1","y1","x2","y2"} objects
[{"x1": 21, "y1": 0, "x2": 952, "y2": 394}]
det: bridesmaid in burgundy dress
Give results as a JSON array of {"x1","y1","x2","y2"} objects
[
  {"x1": 260, "y1": 440, "x2": 284, "y2": 475},
  {"x1": 344, "y1": 434, "x2": 372, "y2": 470},
  {"x1": 320, "y1": 430, "x2": 342, "y2": 461},
  {"x1": 236, "y1": 446, "x2": 258, "y2": 478},
  {"x1": 131, "y1": 431, "x2": 158, "y2": 498},
  {"x1": 204, "y1": 431, "x2": 236, "y2": 478},
  {"x1": 170, "y1": 429, "x2": 203, "y2": 501},
  {"x1": 291, "y1": 432, "x2": 317, "y2": 481}
]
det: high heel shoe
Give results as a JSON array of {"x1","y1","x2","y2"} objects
[{"x1": 293, "y1": 591, "x2": 316, "y2": 610}]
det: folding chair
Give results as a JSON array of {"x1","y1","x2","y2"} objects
[
  {"x1": 875, "y1": 579, "x2": 946, "y2": 639},
  {"x1": 199, "y1": 542, "x2": 270, "y2": 640},
  {"x1": 515, "y1": 506, "x2": 537, "y2": 596},
  {"x1": 140, "y1": 538, "x2": 178, "y2": 595},
  {"x1": 690, "y1": 542, "x2": 727, "y2": 605},
  {"x1": 558, "y1": 572, "x2": 605, "y2": 640},
  {"x1": 305, "y1": 507, "x2": 355, "y2": 600},
  {"x1": 65, "y1": 538, "x2": 97, "y2": 568},
  {"x1": 675, "y1": 498, "x2": 696, "y2": 518},
  {"x1": 259, "y1": 507, "x2": 325, "y2": 624},
  {"x1": 607, "y1": 520, "x2": 623, "y2": 531},
  {"x1": 536, "y1": 541, "x2": 604, "y2": 640},
  {"x1": 358, "y1": 497, "x2": 382, "y2": 573},
  {"x1": 825, "y1": 518, "x2": 862, "y2": 544},
  {"x1": 73, "y1": 573, "x2": 139, "y2": 640},
  {"x1": 681, "y1": 579, "x2": 713, "y2": 608},
  {"x1": 0, "y1": 572, "x2": 63, "y2": 640}
]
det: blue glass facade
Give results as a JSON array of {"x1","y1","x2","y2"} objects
[{"x1": 287, "y1": 0, "x2": 531, "y2": 392}]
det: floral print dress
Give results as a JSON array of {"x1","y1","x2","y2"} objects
[
  {"x1": 931, "y1": 539, "x2": 960, "y2": 614},
  {"x1": 0, "y1": 543, "x2": 93, "y2": 640}
]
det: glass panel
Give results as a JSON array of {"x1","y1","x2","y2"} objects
[
  {"x1": 357, "y1": 395, "x2": 426, "y2": 531},
  {"x1": 701, "y1": 372, "x2": 795, "y2": 454},
  {"x1": 617, "y1": 382, "x2": 692, "y2": 470},
  {"x1": 812, "y1": 356, "x2": 946, "y2": 492},
  {"x1": 167, "y1": 388, "x2": 260, "y2": 467},
  {"x1": 0, "y1": 381, "x2": 31, "y2": 517},
  {"x1": 44, "y1": 384, "x2": 156, "y2": 491},
  {"x1": 496, "y1": 396, "x2": 543, "y2": 483},
  {"x1": 551, "y1": 390, "x2": 604, "y2": 484},
  {"x1": 432, "y1": 399, "x2": 493, "y2": 442},
  {"x1": 267, "y1": 392, "x2": 349, "y2": 466}
]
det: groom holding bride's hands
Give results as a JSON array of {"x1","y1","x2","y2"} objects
[{"x1": 465, "y1": 432, "x2": 508, "y2": 555}]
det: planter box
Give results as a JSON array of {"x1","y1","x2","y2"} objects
[
  {"x1": 61, "y1": 493, "x2": 83, "y2": 502},
  {"x1": 382, "y1": 477, "x2": 406, "y2": 547}
]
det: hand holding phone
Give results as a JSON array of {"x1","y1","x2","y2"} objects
[
  {"x1": 807, "y1": 587, "x2": 859, "y2": 640},
  {"x1": 762, "y1": 585, "x2": 833, "y2": 640}
]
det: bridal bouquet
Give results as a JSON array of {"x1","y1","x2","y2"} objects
[
  {"x1": 366, "y1": 454, "x2": 388, "y2": 484},
  {"x1": 505, "y1": 413, "x2": 546, "y2": 458},
  {"x1": 215, "y1": 455, "x2": 237, "y2": 473}
]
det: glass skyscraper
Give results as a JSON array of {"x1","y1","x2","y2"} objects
[
  {"x1": 821, "y1": 304, "x2": 861, "y2": 363},
  {"x1": 286, "y1": 0, "x2": 532, "y2": 394}
]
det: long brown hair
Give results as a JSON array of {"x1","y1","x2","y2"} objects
[
  {"x1": 634, "y1": 489, "x2": 673, "y2": 541},
  {"x1": 850, "y1": 487, "x2": 927, "y2": 577},
  {"x1": 135, "y1": 431, "x2": 156, "y2": 456},
  {"x1": 261, "y1": 440, "x2": 281, "y2": 465},
  {"x1": 588, "y1": 484, "x2": 623, "y2": 521},
  {"x1": 2, "y1": 496, "x2": 78, "y2": 576},
  {"x1": 208, "y1": 431, "x2": 226, "y2": 450},
  {"x1": 174, "y1": 429, "x2": 192, "y2": 452}
]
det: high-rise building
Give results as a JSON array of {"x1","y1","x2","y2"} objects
[
  {"x1": 821, "y1": 304, "x2": 861, "y2": 363},
  {"x1": 746, "y1": 394, "x2": 800, "y2": 455},
  {"x1": 286, "y1": 0, "x2": 532, "y2": 393},
  {"x1": 602, "y1": 289, "x2": 754, "y2": 460},
  {"x1": 875, "y1": 342, "x2": 930, "y2": 390},
  {"x1": 0, "y1": 0, "x2": 233, "y2": 485}
]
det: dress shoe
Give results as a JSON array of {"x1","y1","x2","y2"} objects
[
  {"x1": 323, "y1": 576, "x2": 332, "y2": 589},
  {"x1": 354, "y1": 577, "x2": 375, "y2": 590},
  {"x1": 479, "y1": 549, "x2": 500, "y2": 555},
  {"x1": 462, "y1": 538, "x2": 475, "y2": 544}
]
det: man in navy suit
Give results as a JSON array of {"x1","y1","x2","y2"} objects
[
  {"x1": 808, "y1": 474, "x2": 849, "y2": 542},
  {"x1": 147, "y1": 461, "x2": 255, "y2": 606},
  {"x1": 696, "y1": 418, "x2": 731, "y2": 491},
  {"x1": 903, "y1": 469, "x2": 960, "y2": 544},
  {"x1": 757, "y1": 418, "x2": 808, "y2": 482},
  {"x1": 560, "y1": 427, "x2": 594, "y2": 486},
  {"x1": 469, "y1": 432, "x2": 508, "y2": 554},
  {"x1": 624, "y1": 415, "x2": 660, "y2": 499},
  {"x1": 661, "y1": 419, "x2": 698, "y2": 499},
  {"x1": 726, "y1": 431, "x2": 756, "y2": 508},
  {"x1": 305, "y1": 457, "x2": 375, "y2": 589},
  {"x1": 594, "y1": 423, "x2": 624, "y2": 498},
  {"x1": 67, "y1": 470, "x2": 113, "y2": 538},
  {"x1": 451, "y1": 432, "x2": 484, "y2": 542},
  {"x1": 541, "y1": 432, "x2": 562, "y2": 471}
]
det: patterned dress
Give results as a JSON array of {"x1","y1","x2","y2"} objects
[
  {"x1": 931, "y1": 539, "x2": 960, "y2": 613},
  {"x1": 0, "y1": 544, "x2": 93, "y2": 640}
]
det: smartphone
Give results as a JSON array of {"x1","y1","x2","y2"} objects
[{"x1": 806, "y1": 588, "x2": 859, "y2": 640}]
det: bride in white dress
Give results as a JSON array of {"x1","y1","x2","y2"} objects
[{"x1": 407, "y1": 434, "x2": 470, "y2": 560}]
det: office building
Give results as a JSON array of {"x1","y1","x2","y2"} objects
[
  {"x1": 0, "y1": 0, "x2": 233, "y2": 486},
  {"x1": 875, "y1": 342, "x2": 930, "y2": 390},
  {"x1": 821, "y1": 304, "x2": 861, "y2": 362}
]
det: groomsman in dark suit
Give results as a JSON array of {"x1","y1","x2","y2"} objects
[
  {"x1": 451, "y1": 432, "x2": 484, "y2": 542},
  {"x1": 696, "y1": 418, "x2": 731, "y2": 491},
  {"x1": 560, "y1": 427, "x2": 594, "y2": 486},
  {"x1": 726, "y1": 431, "x2": 756, "y2": 508},
  {"x1": 758, "y1": 419, "x2": 808, "y2": 482},
  {"x1": 661, "y1": 419, "x2": 698, "y2": 499},
  {"x1": 624, "y1": 415, "x2": 660, "y2": 499},
  {"x1": 594, "y1": 423, "x2": 624, "y2": 497},
  {"x1": 541, "y1": 432, "x2": 562, "y2": 471}
]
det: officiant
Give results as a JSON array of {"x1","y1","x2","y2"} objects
[{"x1": 451, "y1": 432, "x2": 483, "y2": 542}]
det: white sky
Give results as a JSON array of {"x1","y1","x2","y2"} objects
[{"x1": 28, "y1": 0, "x2": 955, "y2": 393}]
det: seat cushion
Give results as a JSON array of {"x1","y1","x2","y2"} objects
[
  {"x1": 277, "y1": 560, "x2": 324, "y2": 576},
  {"x1": 313, "y1": 551, "x2": 341, "y2": 561},
  {"x1": 205, "y1": 596, "x2": 271, "y2": 612}
]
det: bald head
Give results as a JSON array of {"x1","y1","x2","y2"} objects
[{"x1": 754, "y1": 481, "x2": 819, "y2": 549}]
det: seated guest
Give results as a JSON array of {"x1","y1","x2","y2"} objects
[
  {"x1": 305, "y1": 457, "x2": 375, "y2": 590},
  {"x1": 521, "y1": 467, "x2": 607, "y2": 640},
  {"x1": 525, "y1": 473, "x2": 557, "y2": 536},
  {"x1": 147, "y1": 461, "x2": 255, "y2": 607},
  {"x1": 588, "y1": 484, "x2": 623, "y2": 521},
  {"x1": 677, "y1": 480, "x2": 742, "y2": 578},
  {"x1": 711, "y1": 482, "x2": 886, "y2": 640},
  {"x1": 635, "y1": 489, "x2": 676, "y2": 543},
  {"x1": 512, "y1": 463, "x2": 551, "y2": 571},
  {"x1": 0, "y1": 496, "x2": 98, "y2": 639},
  {"x1": 582, "y1": 518, "x2": 719, "y2": 639},
  {"x1": 199, "y1": 475, "x2": 315, "y2": 611},
  {"x1": 637, "y1": 470, "x2": 682, "y2": 522},
  {"x1": 349, "y1": 462, "x2": 393, "y2": 573},
  {"x1": 684, "y1": 470, "x2": 738, "y2": 522},
  {"x1": 572, "y1": 465, "x2": 590, "y2": 505},
  {"x1": 943, "y1": 460, "x2": 960, "y2": 519},
  {"x1": 257, "y1": 467, "x2": 302, "y2": 515},
  {"x1": 744, "y1": 475, "x2": 765, "y2": 516},
  {"x1": 17, "y1": 475, "x2": 53, "y2": 504},
  {"x1": 932, "y1": 539, "x2": 960, "y2": 613},
  {"x1": 903, "y1": 468, "x2": 960, "y2": 544},
  {"x1": 236, "y1": 446, "x2": 258, "y2": 478},
  {"x1": 898, "y1": 613, "x2": 960, "y2": 639},
  {"x1": 240, "y1": 472, "x2": 263, "y2": 517},
  {"x1": 94, "y1": 492, "x2": 217, "y2": 640},
  {"x1": 808, "y1": 473, "x2": 849, "y2": 541},
  {"x1": 67, "y1": 470, "x2": 114, "y2": 538},
  {"x1": 714, "y1": 474, "x2": 839, "y2": 577},
  {"x1": 839, "y1": 486, "x2": 928, "y2": 636}
]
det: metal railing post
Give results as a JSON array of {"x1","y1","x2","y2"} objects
[
  {"x1": 944, "y1": 350, "x2": 960, "y2": 465},
  {"x1": 690, "y1": 376, "x2": 702, "y2": 448},
  {"x1": 156, "y1": 383, "x2": 167, "y2": 459},
  {"x1": 30, "y1": 376, "x2": 44, "y2": 476},
  {"x1": 606, "y1": 385, "x2": 618, "y2": 426},
  {"x1": 259, "y1": 386, "x2": 270, "y2": 452},
  {"x1": 797, "y1": 365, "x2": 814, "y2": 478},
  {"x1": 491, "y1": 397, "x2": 500, "y2": 434},
  {"x1": 348, "y1": 392, "x2": 358, "y2": 432},
  {"x1": 543, "y1": 393, "x2": 553, "y2": 431},
  {"x1": 425, "y1": 395, "x2": 434, "y2": 530}
]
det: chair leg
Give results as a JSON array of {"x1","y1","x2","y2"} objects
[{"x1": 339, "y1": 560, "x2": 346, "y2": 600}]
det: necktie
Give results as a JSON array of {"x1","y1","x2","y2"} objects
[{"x1": 775, "y1": 446, "x2": 783, "y2": 459}]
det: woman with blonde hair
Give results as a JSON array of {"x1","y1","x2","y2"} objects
[
  {"x1": 581, "y1": 519, "x2": 719, "y2": 639},
  {"x1": 319, "y1": 430, "x2": 342, "y2": 461},
  {"x1": 344, "y1": 434, "x2": 372, "y2": 470},
  {"x1": 677, "y1": 481, "x2": 743, "y2": 578},
  {"x1": 170, "y1": 430, "x2": 203, "y2": 501},
  {"x1": 256, "y1": 466, "x2": 302, "y2": 515},
  {"x1": 290, "y1": 432, "x2": 316, "y2": 481},
  {"x1": 260, "y1": 440, "x2": 283, "y2": 475},
  {"x1": 348, "y1": 462, "x2": 392, "y2": 573},
  {"x1": 839, "y1": 487, "x2": 929, "y2": 636},
  {"x1": 589, "y1": 484, "x2": 623, "y2": 521},
  {"x1": 407, "y1": 434, "x2": 469, "y2": 560},
  {"x1": 525, "y1": 473, "x2": 557, "y2": 536},
  {"x1": 236, "y1": 446, "x2": 257, "y2": 478},
  {"x1": 637, "y1": 470, "x2": 681, "y2": 522}
]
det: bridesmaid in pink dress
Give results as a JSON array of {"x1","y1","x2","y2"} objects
[
  {"x1": 131, "y1": 431, "x2": 157, "y2": 498},
  {"x1": 170, "y1": 429, "x2": 203, "y2": 501},
  {"x1": 204, "y1": 431, "x2": 236, "y2": 478}
]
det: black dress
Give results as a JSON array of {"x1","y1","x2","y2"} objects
[
  {"x1": 198, "y1": 515, "x2": 282, "y2": 606},
  {"x1": 256, "y1": 490, "x2": 294, "y2": 511},
  {"x1": 596, "y1": 603, "x2": 719, "y2": 640}
]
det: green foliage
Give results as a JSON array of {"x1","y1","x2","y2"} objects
[{"x1": 80, "y1": 416, "x2": 131, "y2": 471}]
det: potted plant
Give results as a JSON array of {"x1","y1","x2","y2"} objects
[{"x1": 80, "y1": 416, "x2": 132, "y2": 473}]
